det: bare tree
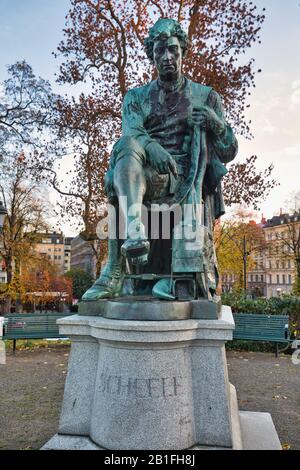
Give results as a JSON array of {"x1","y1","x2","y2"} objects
[{"x1": 0, "y1": 61, "x2": 57, "y2": 159}]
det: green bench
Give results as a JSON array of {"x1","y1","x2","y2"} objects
[
  {"x1": 1, "y1": 312, "x2": 74, "y2": 352},
  {"x1": 232, "y1": 313, "x2": 290, "y2": 357},
  {"x1": 1, "y1": 312, "x2": 290, "y2": 357}
]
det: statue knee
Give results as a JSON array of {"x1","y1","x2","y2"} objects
[
  {"x1": 116, "y1": 136, "x2": 139, "y2": 149},
  {"x1": 113, "y1": 136, "x2": 146, "y2": 167}
]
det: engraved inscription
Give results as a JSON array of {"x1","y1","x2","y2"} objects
[{"x1": 98, "y1": 369, "x2": 183, "y2": 398}]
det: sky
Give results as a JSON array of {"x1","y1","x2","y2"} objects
[{"x1": 0, "y1": 0, "x2": 299, "y2": 235}]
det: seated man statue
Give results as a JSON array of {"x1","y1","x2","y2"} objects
[{"x1": 82, "y1": 18, "x2": 238, "y2": 302}]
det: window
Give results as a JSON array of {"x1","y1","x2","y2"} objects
[
  {"x1": 255, "y1": 275, "x2": 259, "y2": 282},
  {"x1": 269, "y1": 275, "x2": 272, "y2": 284},
  {"x1": 276, "y1": 261, "x2": 280, "y2": 269},
  {"x1": 261, "y1": 275, "x2": 264, "y2": 282},
  {"x1": 289, "y1": 275, "x2": 292, "y2": 285},
  {"x1": 281, "y1": 261, "x2": 285, "y2": 269},
  {"x1": 282, "y1": 275, "x2": 286, "y2": 285},
  {"x1": 277, "y1": 274, "x2": 280, "y2": 284}
]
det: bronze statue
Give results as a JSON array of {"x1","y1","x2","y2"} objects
[{"x1": 82, "y1": 18, "x2": 238, "y2": 303}]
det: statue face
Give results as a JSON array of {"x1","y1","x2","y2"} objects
[{"x1": 153, "y1": 36, "x2": 183, "y2": 81}]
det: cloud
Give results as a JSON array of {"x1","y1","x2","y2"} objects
[
  {"x1": 292, "y1": 80, "x2": 300, "y2": 89},
  {"x1": 260, "y1": 118, "x2": 276, "y2": 134},
  {"x1": 289, "y1": 80, "x2": 300, "y2": 109},
  {"x1": 283, "y1": 143, "x2": 300, "y2": 157},
  {"x1": 251, "y1": 95, "x2": 281, "y2": 111}
]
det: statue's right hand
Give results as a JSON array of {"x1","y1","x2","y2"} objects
[{"x1": 146, "y1": 141, "x2": 178, "y2": 178}]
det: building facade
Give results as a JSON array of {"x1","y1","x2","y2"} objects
[
  {"x1": 0, "y1": 258, "x2": 7, "y2": 284},
  {"x1": 262, "y1": 213, "x2": 298, "y2": 298},
  {"x1": 70, "y1": 236, "x2": 98, "y2": 278},
  {"x1": 220, "y1": 212, "x2": 299, "y2": 298},
  {"x1": 33, "y1": 233, "x2": 75, "y2": 275},
  {"x1": 34, "y1": 232, "x2": 66, "y2": 274},
  {"x1": 64, "y1": 237, "x2": 74, "y2": 273}
]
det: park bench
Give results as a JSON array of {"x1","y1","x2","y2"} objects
[
  {"x1": 232, "y1": 313, "x2": 290, "y2": 357},
  {"x1": 1, "y1": 312, "x2": 290, "y2": 357},
  {"x1": 1, "y1": 312, "x2": 74, "y2": 352}
]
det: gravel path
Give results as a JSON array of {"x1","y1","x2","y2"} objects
[
  {"x1": 0, "y1": 346, "x2": 69, "y2": 450},
  {"x1": 227, "y1": 350, "x2": 300, "y2": 450},
  {"x1": 0, "y1": 346, "x2": 299, "y2": 450}
]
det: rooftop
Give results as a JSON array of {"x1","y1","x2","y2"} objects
[{"x1": 263, "y1": 212, "x2": 300, "y2": 228}]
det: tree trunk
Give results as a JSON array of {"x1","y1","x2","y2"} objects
[
  {"x1": 3, "y1": 254, "x2": 13, "y2": 313},
  {"x1": 3, "y1": 297, "x2": 12, "y2": 314}
]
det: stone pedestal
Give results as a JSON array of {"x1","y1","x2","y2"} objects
[{"x1": 43, "y1": 306, "x2": 281, "y2": 450}]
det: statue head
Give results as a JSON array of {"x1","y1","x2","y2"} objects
[{"x1": 144, "y1": 18, "x2": 189, "y2": 81}]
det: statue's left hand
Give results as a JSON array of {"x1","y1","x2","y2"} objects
[{"x1": 191, "y1": 106, "x2": 225, "y2": 137}]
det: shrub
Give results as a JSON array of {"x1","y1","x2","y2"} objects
[
  {"x1": 222, "y1": 292, "x2": 300, "y2": 351},
  {"x1": 225, "y1": 340, "x2": 274, "y2": 353}
]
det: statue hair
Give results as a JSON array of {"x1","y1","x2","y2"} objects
[{"x1": 144, "y1": 18, "x2": 189, "y2": 61}]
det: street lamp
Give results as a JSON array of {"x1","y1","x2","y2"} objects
[
  {"x1": 243, "y1": 235, "x2": 251, "y2": 295},
  {"x1": 0, "y1": 200, "x2": 7, "y2": 233}
]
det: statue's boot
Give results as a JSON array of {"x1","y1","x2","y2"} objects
[
  {"x1": 121, "y1": 238, "x2": 150, "y2": 260},
  {"x1": 152, "y1": 278, "x2": 176, "y2": 300},
  {"x1": 121, "y1": 222, "x2": 150, "y2": 263},
  {"x1": 82, "y1": 239, "x2": 124, "y2": 301}
]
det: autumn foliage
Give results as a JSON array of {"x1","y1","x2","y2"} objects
[
  {"x1": 48, "y1": 0, "x2": 275, "y2": 240},
  {"x1": 56, "y1": 0, "x2": 265, "y2": 135},
  {"x1": 215, "y1": 209, "x2": 266, "y2": 290},
  {"x1": 22, "y1": 261, "x2": 73, "y2": 310}
]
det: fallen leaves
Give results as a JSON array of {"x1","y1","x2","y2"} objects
[{"x1": 272, "y1": 395, "x2": 288, "y2": 400}]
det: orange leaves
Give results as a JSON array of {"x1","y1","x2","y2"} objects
[
  {"x1": 49, "y1": 0, "x2": 270, "y2": 230},
  {"x1": 57, "y1": 0, "x2": 266, "y2": 136}
]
